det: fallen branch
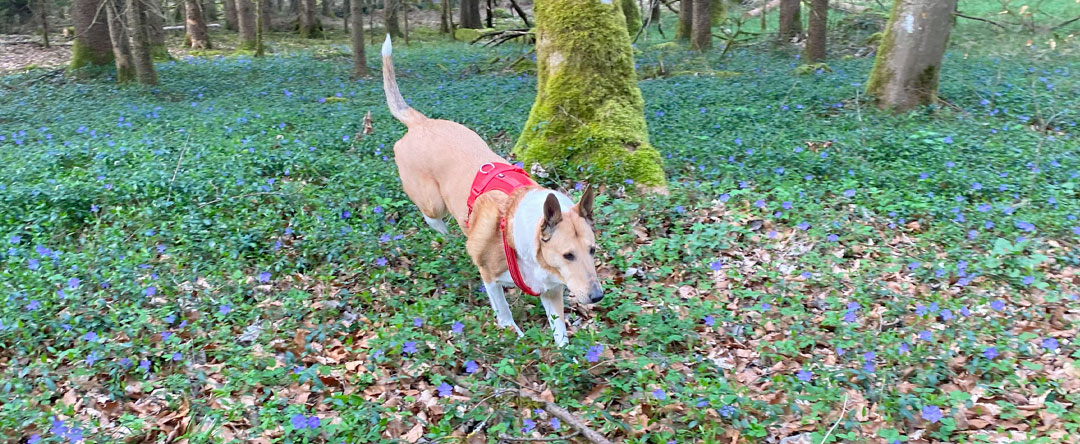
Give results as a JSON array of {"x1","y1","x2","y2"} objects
[
  {"x1": 1051, "y1": 15, "x2": 1080, "y2": 31},
  {"x1": 819, "y1": 394, "x2": 850, "y2": 444},
  {"x1": 516, "y1": 389, "x2": 613, "y2": 444},
  {"x1": 499, "y1": 431, "x2": 581, "y2": 442},
  {"x1": 953, "y1": 12, "x2": 1008, "y2": 30}
]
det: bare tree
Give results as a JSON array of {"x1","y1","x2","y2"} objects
[
  {"x1": 805, "y1": 0, "x2": 826, "y2": 62},
  {"x1": 385, "y1": 0, "x2": 402, "y2": 37},
  {"x1": 34, "y1": 0, "x2": 51, "y2": 48},
  {"x1": 690, "y1": 0, "x2": 709, "y2": 49},
  {"x1": 144, "y1": 0, "x2": 168, "y2": 59},
  {"x1": 70, "y1": 0, "x2": 114, "y2": 69},
  {"x1": 866, "y1": 0, "x2": 958, "y2": 111},
  {"x1": 127, "y1": 0, "x2": 157, "y2": 84},
  {"x1": 254, "y1": 0, "x2": 265, "y2": 55},
  {"x1": 185, "y1": 0, "x2": 212, "y2": 48},
  {"x1": 459, "y1": 0, "x2": 480, "y2": 29},
  {"x1": 778, "y1": 0, "x2": 800, "y2": 42},
  {"x1": 321, "y1": 0, "x2": 330, "y2": 18},
  {"x1": 225, "y1": 0, "x2": 239, "y2": 30},
  {"x1": 676, "y1": 0, "x2": 691, "y2": 40},
  {"x1": 238, "y1": 0, "x2": 257, "y2": 49},
  {"x1": 105, "y1": 0, "x2": 134, "y2": 81},
  {"x1": 350, "y1": 0, "x2": 366, "y2": 78},
  {"x1": 440, "y1": 0, "x2": 451, "y2": 33},
  {"x1": 298, "y1": 0, "x2": 318, "y2": 37},
  {"x1": 259, "y1": 0, "x2": 271, "y2": 32}
]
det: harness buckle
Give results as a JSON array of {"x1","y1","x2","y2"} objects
[{"x1": 479, "y1": 163, "x2": 495, "y2": 174}]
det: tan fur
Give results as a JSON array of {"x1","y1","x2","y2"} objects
[{"x1": 382, "y1": 37, "x2": 602, "y2": 344}]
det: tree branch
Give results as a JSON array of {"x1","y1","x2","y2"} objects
[
  {"x1": 499, "y1": 431, "x2": 581, "y2": 442},
  {"x1": 953, "y1": 12, "x2": 1008, "y2": 30}
]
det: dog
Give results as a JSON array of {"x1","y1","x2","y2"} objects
[{"x1": 380, "y1": 36, "x2": 603, "y2": 347}]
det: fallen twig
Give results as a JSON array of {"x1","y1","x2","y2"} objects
[
  {"x1": 819, "y1": 394, "x2": 850, "y2": 444},
  {"x1": 953, "y1": 12, "x2": 1008, "y2": 31},
  {"x1": 499, "y1": 431, "x2": 581, "y2": 442},
  {"x1": 1051, "y1": 15, "x2": 1080, "y2": 31},
  {"x1": 516, "y1": 389, "x2": 613, "y2": 444}
]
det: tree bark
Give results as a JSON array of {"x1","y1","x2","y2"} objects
[
  {"x1": 203, "y1": 0, "x2": 218, "y2": 20},
  {"x1": 459, "y1": 0, "x2": 480, "y2": 28},
  {"x1": 403, "y1": 0, "x2": 409, "y2": 44},
  {"x1": 36, "y1": 0, "x2": 51, "y2": 48},
  {"x1": 350, "y1": 0, "x2": 366, "y2": 78},
  {"x1": 778, "y1": 0, "x2": 800, "y2": 42},
  {"x1": 298, "y1": 0, "x2": 317, "y2": 37},
  {"x1": 484, "y1": 0, "x2": 492, "y2": 28},
  {"x1": 344, "y1": 0, "x2": 349, "y2": 31},
  {"x1": 440, "y1": 0, "x2": 451, "y2": 33},
  {"x1": 70, "y1": 0, "x2": 115, "y2": 70},
  {"x1": 104, "y1": 0, "x2": 134, "y2": 82},
  {"x1": 805, "y1": 0, "x2": 826, "y2": 62},
  {"x1": 618, "y1": 0, "x2": 640, "y2": 38},
  {"x1": 185, "y1": 0, "x2": 212, "y2": 48},
  {"x1": 255, "y1": 0, "x2": 265, "y2": 55},
  {"x1": 514, "y1": 0, "x2": 666, "y2": 189},
  {"x1": 225, "y1": 0, "x2": 239, "y2": 30},
  {"x1": 675, "y1": 0, "x2": 691, "y2": 40},
  {"x1": 385, "y1": 0, "x2": 402, "y2": 37},
  {"x1": 237, "y1": 0, "x2": 256, "y2": 48},
  {"x1": 127, "y1": 0, "x2": 157, "y2": 84},
  {"x1": 508, "y1": 0, "x2": 529, "y2": 28},
  {"x1": 260, "y1": 0, "x2": 271, "y2": 31},
  {"x1": 866, "y1": 0, "x2": 957, "y2": 111},
  {"x1": 144, "y1": 0, "x2": 168, "y2": 59},
  {"x1": 322, "y1": 0, "x2": 331, "y2": 17},
  {"x1": 690, "y1": 0, "x2": 709, "y2": 50}
]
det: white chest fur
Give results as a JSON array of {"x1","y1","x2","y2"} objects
[{"x1": 494, "y1": 190, "x2": 574, "y2": 294}]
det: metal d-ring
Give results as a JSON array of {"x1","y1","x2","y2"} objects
[{"x1": 479, "y1": 162, "x2": 495, "y2": 174}]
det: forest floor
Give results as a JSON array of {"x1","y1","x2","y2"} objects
[{"x1": 1, "y1": 4, "x2": 1080, "y2": 444}]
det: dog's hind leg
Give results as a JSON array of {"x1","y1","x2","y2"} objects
[
  {"x1": 423, "y1": 215, "x2": 449, "y2": 234},
  {"x1": 484, "y1": 281, "x2": 523, "y2": 337},
  {"x1": 540, "y1": 288, "x2": 568, "y2": 347}
]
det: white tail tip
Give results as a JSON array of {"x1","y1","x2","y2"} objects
[{"x1": 382, "y1": 34, "x2": 392, "y2": 57}]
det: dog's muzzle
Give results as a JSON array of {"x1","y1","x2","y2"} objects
[{"x1": 588, "y1": 282, "x2": 604, "y2": 303}]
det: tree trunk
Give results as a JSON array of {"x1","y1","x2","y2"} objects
[
  {"x1": 866, "y1": 0, "x2": 957, "y2": 111},
  {"x1": 145, "y1": 0, "x2": 168, "y2": 59},
  {"x1": 440, "y1": 0, "x2": 450, "y2": 33},
  {"x1": 260, "y1": 0, "x2": 271, "y2": 32},
  {"x1": 321, "y1": 0, "x2": 330, "y2": 18},
  {"x1": 350, "y1": 0, "x2": 366, "y2": 78},
  {"x1": 70, "y1": 0, "x2": 115, "y2": 70},
  {"x1": 385, "y1": 0, "x2": 401, "y2": 37},
  {"x1": 484, "y1": 0, "x2": 492, "y2": 28},
  {"x1": 128, "y1": 0, "x2": 158, "y2": 84},
  {"x1": 255, "y1": 0, "x2": 265, "y2": 55},
  {"x1": 514, "y1": 0, "x2": 666, "y2": 189},
  {"x1": 618, "y1": 0, "x2": 640, "y2": 38},
  {"x1": 805, "y1": 0, "x2": 826, "y2": 62},
  {"x1": 403, "y1": 0, "x2": 409, "y2": 44},
  {"x1": 690, "y1": 0, "x2": 709, "y2": 50},
  {"x1": 675, "y1": 0, "x2": 691, "y2": 40},
  {"x1": 298, "y1": 0, "x2": 314, "y2": 36},
  {"x1": 104, "y1": 0, "x2": 134, "y2": 82},
  {"x1": 237, "y1": 0, "x2": 256, "y2": 48},
  {"x1": 224, "y1": 0, "x2": 239, "y2": 29},
  {"x1": 343, "y1": 0, "x2": 349, "y2": 31},
  {"x1": 185, "y1": 0, "x2": 212, "y2": 48},
  {"x1": 37, "y1": 0, "x2": 51, "y2": 48},
  {"x1": 778, "y1": 0, "x2": 800, "y2": 42},
  {"x1": 459, "y1": 0, "x2": 480, "y2": 28},
  {"x1": 508, "y1": 0, "x2": 529, "y2": 27}
]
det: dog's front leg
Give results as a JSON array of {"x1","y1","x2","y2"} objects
[
  {"x1": 483, "y1": 282, "x2": 524, "y2": 337},
  {"x1": 540, "y1": 288, "x2": 568, "y2": 347}
]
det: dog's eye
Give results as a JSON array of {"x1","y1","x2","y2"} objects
[
  {"x1": 563, "y1": 253, "x2": 575, "y2": 261},
  {"x1": 589, "y1": 246, "x2": 596, "y2": 256}
]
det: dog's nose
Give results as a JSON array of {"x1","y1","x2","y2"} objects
[{"x1": 587, "y1": 283, "x2": 603, "y2": 303}]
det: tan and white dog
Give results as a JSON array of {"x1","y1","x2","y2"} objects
[{"x1": 381, "y1": 36, "x2": 602, "y2": 346}]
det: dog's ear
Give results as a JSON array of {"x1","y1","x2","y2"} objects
[
  {"x1": 576, "y1": 184, "x2": 595, "y2": 223},
  {"x1": 541, "y1": 193, "x2": 563, "y2": 242}
]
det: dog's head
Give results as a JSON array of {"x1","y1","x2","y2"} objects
[{"x1": 537, "y1": 185, "x2": 603, "y2": 305}]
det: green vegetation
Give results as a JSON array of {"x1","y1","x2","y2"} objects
[{"x1": 1, "y1": 3, "x2": 1079, "y2": 443}]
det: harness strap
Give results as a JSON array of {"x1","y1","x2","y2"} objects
[
  {"x1": 465, "y1": 162, "x2": 541, "y2": 296},
  {"x1": 501, "y1": 214, "x2": 540, "y2": 296}
]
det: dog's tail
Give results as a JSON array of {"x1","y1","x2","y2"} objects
[{"x1": 381, "y1": 35, "x2": 425, "y2": 127}]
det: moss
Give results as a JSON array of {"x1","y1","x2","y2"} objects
[
  {"x1": 237, "y1": 40, "x2": 258, "y2": 51},
  {"x1": 150, "y1": 44, "x2": 172, "y2": 61},
  {"x1": 68, "y1": 39, "x2": 113, "y2": 71},
  {"x1": 913, "y1": 64, "x2": 939, "y2": 102},
  {"x1": 323, "y1": 96, "x2": 348, "y2": 103},
  {"x1": 619, "y1": 0, "x2": 641, "y2": 38},
  {"x1": 513, "y1": 0, "x2": 666, "y2": 188},
  {"x1": 454, "y1": 27, "x2": 493, "y2": 42},
  {"x1": 794, "y1": 62, "x2": 831, "y2": 75},
  {"x1": 865, "y1": 0, "x2": 901, "y2": 98},
  {"x1": 864, "y1": 31, "x2": 883, "y2": 46}
]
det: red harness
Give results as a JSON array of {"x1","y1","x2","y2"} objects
[{"x1": 465, "y1": 163, "x2": 541, "y2": 296}]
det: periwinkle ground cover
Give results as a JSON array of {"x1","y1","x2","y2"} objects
[{"x1": 1, "y1": 30, "x2": 1078, "y2": 443}]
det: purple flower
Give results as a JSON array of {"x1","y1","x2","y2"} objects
[
  {"x1": 373, "y1": 205, "x2": 383, "y2": 214},
  {"x1": 652, "y1": 388, "x2": 667, "y2": 400},
  {"x1": 1042, "y1": 337, "x2": 1059, "y2": 351},
  {"x1": 843, "y1": 189, "x2": 855, "y2": 198},
  {"x1": 437, "y1": 382, "x2": 453, "y2": 397},
  {"x1": 710, "y1": 260, "x2": 723, "y2": 271},
  {"x1": 918, "y1": 330, "x2": 934, "y2": 342},
  {"x1": 843, "y1": 311, "x2": 857, "y2": 323},
  {"x1": 219, "y1": 304, "x2": 231, "y2": 315},
  {"x1": 8, "y1": 235, "x2": 20, "y2": 244},
  {"x1": 943, "y1": 136, "x2": 953, "y2": 144},
  {"x1": 451, "y1": 321, "x2": 464, "y2": 334},
  {"x1": 826, "y1": 233, "x2": 839, "y2": 242},
  {"x1": 1022, "y1": 276, "x2": 1034, "y2": 286},
  {"x1": 796, "y1": 370, "x2": 812, "y2": 382},
  {"x1": 550, "y1": 418, "x2": 561, "y2": 429},
  {"x1": 341, "y1": 210, "x2": 351, "y2": 219},
  {"x1": 899, "y1": 343, "x2": 910, "y2": 354},
  {"x1": 719, "y1": 405, "x2": 736, "y2": 418},
  {"x1": 915, "y1": 304, "x2": 927, "y2": 316},
  {"x1": 587, "y1": 344, "x2": 603, "y2": 362},
  {"x1": 161, "y1": 331, "x2": 172, "y2": 341},
  {"x1": 291, "y1": 413, "x2": 307, "y2": 429},
  {"x1": 465, "y1": 360, "x2": 479, "y2": 374},
  {"x1": 767, "y1": 230, "x2": 778, "y2": 239},
  {"x1": 921, "y1": 405, "x2": 943, "y2": 423},
  {"x1": 28, "y1": 258, "x2": 39, "y2": 270},
  {"x1": 172, "y1": 352, "x2": 182, "y2": 361},
  {"x1": 306, "y1": 416, "x2": 320, "y2": 428},
  {"x1": 143, "y1": 286, "x2": 156, "y2": 297},
  {"x1": 754, "y1": 199, "x2": 766, "y2": 209},
  {"x1": 703, "y1": 315, "x2": 715, "y2": 327},
  {"x1": 719, "y1": 193, "x2": 731, "y2": 202},
  {"x1": 696, "y1": 398, "x2": 710, "y2": 408},
  {"x1": 984, "y1": 347, "x2": 998, "y2": 359},
  {"x1": 140, "y1": 359, "x2": 151, "y2": 371},
  {"x1": 67, "y1": 277, "x2": 81, "y2": 289},
  {"x1": 403, "y1": 341, "x2": 417, "y2": 354},
  {"x1": 908, "y1": 262, "x2": 920, "y2": 270},
  {"x1": 782, "y1": 201, "x2": 793, "y2": 210},
  {"x1": 800, "y1": 271, "x2": 812, "y2": 279},
  {"x1": 257, "y1": 271, "x2": 271, "y2": 283},
  {"x1": 26, "y1": 300, "x2": 39, "y2": 311},
  {"x1": 862, "y1": 361, "x2": 875, "y2": 373},
  {"x1": 522, "y1": 418, "x2": 536, "y2": 433},
  {"x1": 940, "y1": 309, "x2": 954, "y2": 321},
  {"x1": 376, "y1": 257, "x2": 388, "y2": 267},
  {"x1": 991, "y1": 300, "x2": 1005, "y2": 311},
  {"x1": 27, "y1": 435, "x2": 40, "y2": 444},
  {"x1": 413, "y1": 317, "x2": 423, "y2": 328},
  {"x1": 84, "y1": 331, "x2": 98, "y2": 341}
]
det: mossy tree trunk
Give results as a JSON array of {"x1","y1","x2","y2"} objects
[
  {"x1": 804, "y1": 0, "x2": 826, "y2": 62},
  {"x1": 185, "y1": 0, "x2": 212, "y2": 48},
  {"x1": 260, "y1": 0, "x2": 272, "y2": 31},
  {"x1": 298, "y1": 0, "x2": 318, "y2": 37},
  {"x1": 104, "y1": 0, "x2": 134, "y2": 82},
  {"x1": 690, "y1": 0, "x2": 709, "y2": 49},
  {"x1": 866, "y1": 0, "x2": 957, "y2": 111},
  {"x1": 384, "y1": 0, "x2": 402, "y2": 37},
  {"x1": 459, "y1": 0, "x2": 480, "y2": 28},
  {"x1": 70, "y1": 0, "x2": 114, "y2": 70},
  {"x1": 350, "y1": 0, "x2": 366, "y2": 78},
  {"x1": 514, "y1": 0, "x2": 666, "y2": 189},
  {"x1": 440, "y1": 0, "x2": 451, "y2": 33},
  {"x1": 145, "y1": 0, "x2": 169, "y2": 59},
  {"x1": 225, "y1": 0, "x2": 239, "y2": 30},
  {"x1": 618, "y1": 0, "x2": 640, "y2": 38},
  {"x1": 321, "y1": 0, "x2": 330, "y2": 17},
  {"x1": 203, "y1": 0, "x2": 218, "y2": 20},
  {"x1": 36, "y1": 0, "x2": 50, "y2": 48},
  {"x1": 778, "y1": 0, "x2": 800, "y2": 42},
  {"x1": 128, "y1": 0, "x2": 158, "y2": 84},
  {"x1": 676, "y1": 0, "x2": 691, "y2": 40},
  {"x1": 237, "y1": 0, "x2": 257, "y2": 49},
  {"x1": 254, "y1": 0, "x2": 265, "y2": 55}
]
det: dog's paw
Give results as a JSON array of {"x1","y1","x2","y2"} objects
[{"x1": 423, "y1": 215, "x2": 449, "y2": 235}]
